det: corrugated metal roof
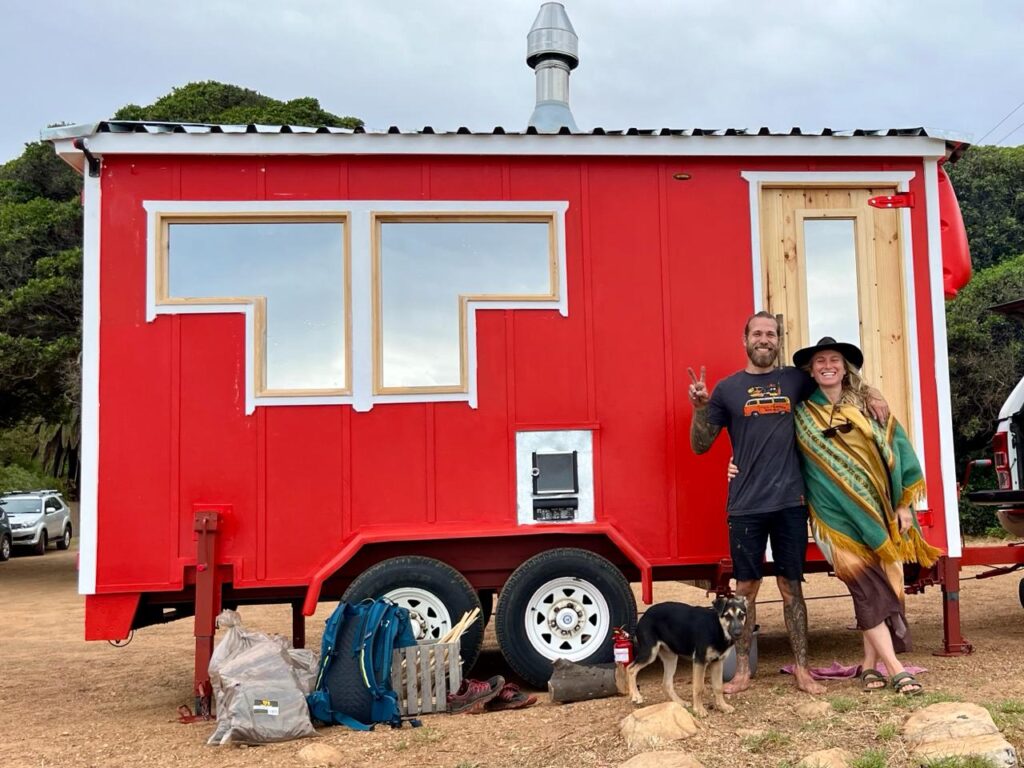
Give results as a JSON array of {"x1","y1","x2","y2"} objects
[{"x1": 80, "y1": 120, "x2": 954, "y2": 139}]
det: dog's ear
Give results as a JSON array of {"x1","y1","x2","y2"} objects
[{"x1": 712, "y1": 596, "x2": 728, "y2": 615}]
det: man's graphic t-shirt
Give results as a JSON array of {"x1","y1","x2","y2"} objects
[{"x1": 707, "y1": 366, "x2": 816, "y2": 516}]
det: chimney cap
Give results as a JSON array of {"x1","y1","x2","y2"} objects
[{"x1": 526, "y1": 2, "x2": 579, "y2": 70}]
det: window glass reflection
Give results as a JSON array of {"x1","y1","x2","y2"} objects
[
  {"x1": 803, "y1": 218, "x2": 861, "y2": 348},
  {"x1": 167, "y1": 222, "x2": 346, "y2": 391},
  {"x1": 380, "y1": 221, "x2": 552, "y2": 389}
]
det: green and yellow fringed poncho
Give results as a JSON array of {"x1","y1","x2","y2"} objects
[{"x1": 794, "y1": 389, "x2": 942, "y2": 569}]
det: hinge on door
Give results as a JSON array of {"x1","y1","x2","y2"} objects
[{"x1": 867, "y1": 192, "x2": 915, "y2": 209}]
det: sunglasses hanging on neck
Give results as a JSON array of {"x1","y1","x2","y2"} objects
[{"x1": 822, "y1": 405, "x2": 854, "y2": 439}]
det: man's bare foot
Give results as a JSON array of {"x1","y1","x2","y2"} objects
[
  {"x1": 793, "y1": 667, "x2": 826, "y2": 695},
  {"x1": 723, "y1": 672, "x2": 751, "y2": 695}
]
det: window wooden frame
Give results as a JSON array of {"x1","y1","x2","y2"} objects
[
  {"x1": 371, "y1": 212, "x2": 560, "y2": 395},
  {"x1": 155, "y1": 212, "x2": 353, "y2": 397}
]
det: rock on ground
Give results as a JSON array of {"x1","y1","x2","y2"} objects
[
  {"x1": 619, "y1": 752, "x2": 706, "y2": 768},
  {"x1": 797, "y1": 747, "x2": 853, "y2": 768},
  {"x1": 619, "y1": 702, "x2": 698, "y2": 750},
  {"x1": 297, "y1": 742, "x2": 344, "y2": 767},
  {"x1": 902, "y1": 702, "x2": 1018, "y2": 768}
]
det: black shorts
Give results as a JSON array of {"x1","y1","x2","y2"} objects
[{"x1": 727, "y1": 506, "x2": 809, "y2": 582}]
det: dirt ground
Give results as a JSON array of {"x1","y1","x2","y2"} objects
[{"x1": 3, "y1": 544, "x2": 1024, "y2": 768}]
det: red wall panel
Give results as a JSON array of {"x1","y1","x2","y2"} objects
[{"x1": 92, "y1": 152, "x2": 945, "y2": 602}]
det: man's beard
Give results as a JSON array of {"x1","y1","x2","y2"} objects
[{"x1": 746, "y1": 342, "x2": 778, "y2": 368}]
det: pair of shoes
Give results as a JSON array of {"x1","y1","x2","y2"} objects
[
  {"x1": 859, "y1": 667, "x2": 887, "y2": 691},
  {"x1": 486, "y1": 682, "x2": 538, "y2": 711},
  {"x1": 447, "y1": 676, "x2": 504, "y2": 714},
  {"x1": 890, "y1": 671, "x2": 923, "y2": 696}
]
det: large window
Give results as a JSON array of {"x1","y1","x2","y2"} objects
[
  {"x1": 147, "y1": 201, "x2": 568, "y2": 412},
  {"x1": 375, "y1": 215, "x2": 557, "y2": 393},
  {"x1": 160, "y1": 216, "x2": 350, "y2": 395}
]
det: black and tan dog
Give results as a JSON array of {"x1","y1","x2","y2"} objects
[{"x1": 626, "y1": 596, "x2": 748, "y2": 717}]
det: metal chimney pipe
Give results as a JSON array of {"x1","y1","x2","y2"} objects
[{"x1": 526, "y1": 2, "x2": 579, "y2": 132}]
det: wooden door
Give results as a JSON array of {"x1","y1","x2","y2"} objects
[{"x1": 759, "y1": 186, "x2": 912, "y2": 431}]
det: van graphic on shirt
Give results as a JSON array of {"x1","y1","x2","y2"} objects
[{"x1": 742, "y1": 383, "x2": 791, "y2": 417}]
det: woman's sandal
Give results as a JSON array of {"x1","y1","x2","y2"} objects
[
  {"x1": 859, "y1": 667, "x2": 887, "y2": 691},
  {"x1": 890, "y1": 671, "x2": 924, "y2": 696}
]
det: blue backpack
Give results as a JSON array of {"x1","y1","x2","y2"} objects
[{"x1": 307, "y1": 599, "x2": 418, "y2": 731}]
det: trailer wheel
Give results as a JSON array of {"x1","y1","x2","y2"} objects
[
  {"x1": 342, "y1": 556, "x2": 484, "y2": 672},
  {"x1": 495, "y1": 548, "x2": 637, "y2": 688}
]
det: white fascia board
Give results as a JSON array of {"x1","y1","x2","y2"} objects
[
  {"x1": 924, "y1": 160, "x2": 962, "y2": 558},
  {"x1": 74, "y1": 132, "x2": 948, "y2": 158},
  {"x1": 79, "y1": 173, "x2": 101, "y2": 595}
]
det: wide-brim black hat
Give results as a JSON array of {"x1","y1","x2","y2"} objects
[{"x1": 792, "y1": 336, "x2": 864, "y2": 370}]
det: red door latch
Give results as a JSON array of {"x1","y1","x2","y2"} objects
[{"x1": 867, "y1": 192, "x2": 915, "y2": 209}]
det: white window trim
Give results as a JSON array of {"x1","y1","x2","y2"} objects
[{"x1": 143, "y1": 200, "x2": 569, "y2": 413}]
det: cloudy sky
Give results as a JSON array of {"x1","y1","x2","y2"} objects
[{"x1": 2, "y1": 0, "x2": 1022, "y2": 163}]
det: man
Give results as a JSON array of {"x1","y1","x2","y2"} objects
[{"x1": 689, "y1": 311, "x2": 837, "y2": 695}]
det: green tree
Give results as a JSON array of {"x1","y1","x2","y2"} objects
[
  {"x1": 947, "y1": 145, "x2": 1024, "y2": 271},
  {"x1": 114, "y1": 81, "x2": 362, "y2": 128},
  {"x1": 946, "y1": 253, "x2": 1024, "y2": 459},
  {"x1": 0, "y1": 82, "x2": 363, "y2": 494}
]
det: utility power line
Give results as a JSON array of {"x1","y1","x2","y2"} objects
[{"x1": 976, "y1": 98, "x2": 1024, "y2": 145}]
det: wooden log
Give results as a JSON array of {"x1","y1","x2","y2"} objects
[{"x1": 547, "y1": 659, "x2": 627, "y2": 703}]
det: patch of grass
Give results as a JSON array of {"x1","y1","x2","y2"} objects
[
  {"x1": 829, "y1": 695, "x2": 858, "y2": 713},
  {"x1": 923, "y1": 756, "x2": 1000, "y2": 768},
  {"x1": 876, "y1": 721, "x2": 899, "y2": 741},
  {"x1": 454, "y1": 762, "x2": 480, "y2": 768},
  {"x1": 743, "y1": 729, "x2": 791, "y2": 754},
  {"x1": 393, "y1": 739, "x2": 408, "y2": 751},
  {"x1": 412, "y1": 727, "x2": 445, "y2": 744},
  {"x1": 997, "y1": 699, "x2": 1024, "y2": 715},
  {"x1": 850, "y1": 750, "x2": 888, "y2": 768}
]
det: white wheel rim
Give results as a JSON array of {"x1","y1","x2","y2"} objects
[
  {"x1": 383, "y1": 587, "x2": 452, "y2": 643},
  {"x1": 523, "y1": 576, "x2": 611, "y2": 662}
]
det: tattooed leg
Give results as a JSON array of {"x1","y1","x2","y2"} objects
[
  {"x1": 778, "y1": 577, "x2": 826, "y2": 695},
  {"x1": 723, "y1": 579, "x2": 759, "y2": 694}
]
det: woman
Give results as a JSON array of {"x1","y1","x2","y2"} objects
[{"x1": 792, "y1": 337, "x2": 941, "y2": 695}]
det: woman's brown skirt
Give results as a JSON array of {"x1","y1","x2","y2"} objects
[{"x1": 830, "y1": 546, "x2": 911, "y2": 653}]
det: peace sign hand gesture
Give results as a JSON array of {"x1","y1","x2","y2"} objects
[{"x1": 687, "y1": 365, "x2": 710, "y2": 410}]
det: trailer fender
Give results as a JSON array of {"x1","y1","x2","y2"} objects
[{"x1": 302, "y1": 523, "x2": 654, "y2": 616}]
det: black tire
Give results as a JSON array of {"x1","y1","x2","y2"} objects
[
  {"x1": 32, "y1": 531, "x2": 47, "y2": 556},
  {"x1": 0, "y1": 534, "x2": 10, "y2": 562},
  {"x1": 342, "y1": 556, "x2": 484, "y2": 672},
  {"x1": 56, "y1": 525, "x2": 72, "y2": 551},
  {"x1": 1019, "y1": 577, "x2": 1024, "y2": 611},
  {"x1": 494, "y1": 548, "x2": 637, "y2": 688}
]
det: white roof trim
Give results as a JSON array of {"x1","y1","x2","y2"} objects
[{"x1": 49, "y1": 132, "x2": 950, "y2": 161}]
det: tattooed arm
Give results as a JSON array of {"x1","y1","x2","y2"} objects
[{"x1": 691, "y1": 408, "x2": 723, "y2": 454}]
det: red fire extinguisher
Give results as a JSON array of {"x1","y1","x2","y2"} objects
[{"x1": 612, "y1": 626, "x2": 633, "y2": 665}]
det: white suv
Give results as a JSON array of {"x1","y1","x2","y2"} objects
[{"x1": 0, "y1": 490, "x2": 73, "y2": 555}]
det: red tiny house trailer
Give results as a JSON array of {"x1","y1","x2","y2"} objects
[{"x1": 46, "y1": 124, "x2": 976, "y2": 695}]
